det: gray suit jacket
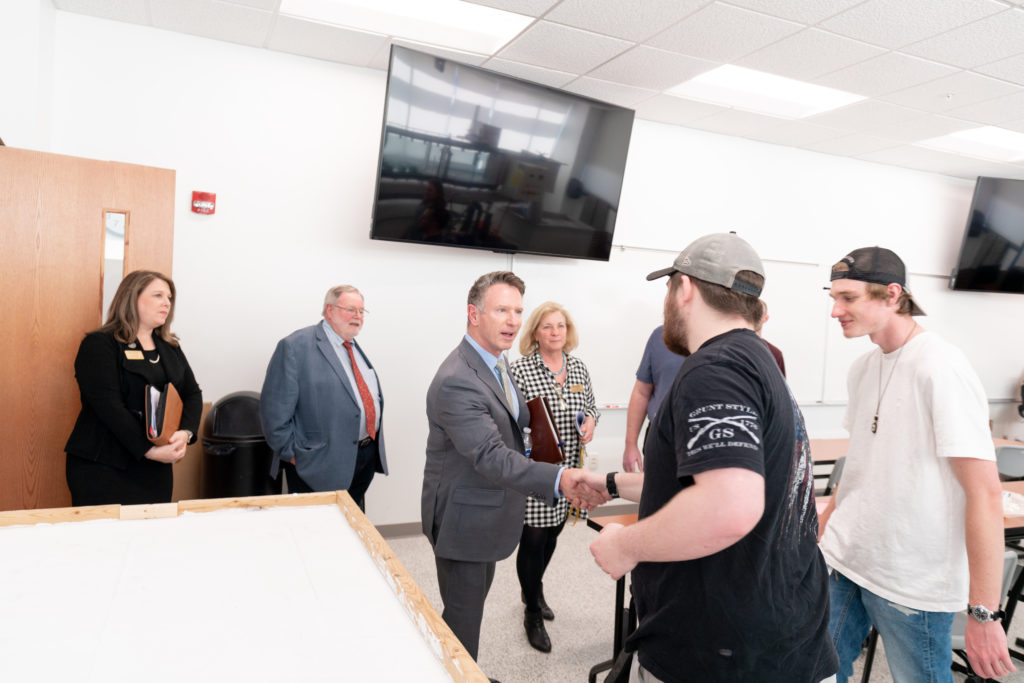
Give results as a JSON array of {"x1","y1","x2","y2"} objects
[
  {"x1": 422, "y1": 338, "x2": 560, "y2": 563},
  {"x1": 260, "y1": 322, "x2": 387, "y2": 491}
]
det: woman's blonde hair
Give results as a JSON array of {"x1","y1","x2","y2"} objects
[
  {"x1": 518, "y1": 301, "x2": 579, "y2": 356},
  {"x1": 98, "y1": 270, "x2": 179, "y2": 346}
]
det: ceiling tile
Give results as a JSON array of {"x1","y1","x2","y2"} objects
[
  {"x1": 268, "y1": 18, "x2": 387, "y2": 67},
  {"x1": 462, "y1": 0, "x2": 561, "y2": 18},
  {"x1": 495, "y1": 20, "x2": 632, "y2": 73},
  {"x1": 803, "y1": 132, "x2": 899, "y2": 156},
  {"x1": 944, "y1": 90, "x2": 1024, "y2": 126},
  {"x1": 633, "y1": 93, "x2": 726, "y2": 125},
  {"x1": 975, "y1": 53, "x2": 1024, "y2": 86},
  {"x1": 880, "y1": 71, "x2": 1020, "y2": 113},
  {"x1": 684, "y1": 108, "x2": 789, "y2": 138},
  {"x1": 1003, "y1": 117, "x2": 1024, "y2": 134},
  {"x1": 866, "y1": 113, "x2": 977, "y2": 143},
  {"x1": 545, "y1": 0, "x2": 710, "y2": 42},
  {"x1": 646, "y1": 2, "x2": 802, "y2": 62},
  {"x1": 814, "y1": 52, "x2": 957, "y2": 97},
  {"x1": 857, "y1": 144, "x2": 978, "y2": 178},
  {"x1": 818, "y1": 0, "x2": 1005, "y2": 49},
  {"x1": 53, "y1": 0, "x2": 149, "y2": 23},
  {"x1": 902, "y1": 9, "x2": 1024, "y2": 69},
  {"x1": 587, "y1": 46, "x2": 717, "y2": 90},
  {"x1": 149, "y1": 0, "x2": 273, "y2": 47},
  {"x1": 737, "y1": 28, "x2": 885, "y2": 80},
  {"x1": 751, "y1": 120, "x2": 849, "y2": 147},
  {"x1": 366, "y1": 39, "x2": 489, "y2": 71},
  {"x1": 561, "y1": 76, "x2": 659, "y2": 107},
  {"x1": 481, "y1": 57, "x2": 576, "y2": 88},
  {"x1": 806, "y1": 99, "x2": 922, "y2": 132},
  {"x1": 719, "y1": 0, "x2": 864, "y2": 25},
  {"x1": 221, "y1": 0, "x2": 278, "y2": 10}
]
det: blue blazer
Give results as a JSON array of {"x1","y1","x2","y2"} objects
[{"x1": 260, "y1": 322, "x2": 387, "y2": 491}]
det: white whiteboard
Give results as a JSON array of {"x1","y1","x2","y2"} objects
[{"x1": 509, "y1": 249, "x2": 1024, "y2": 406}]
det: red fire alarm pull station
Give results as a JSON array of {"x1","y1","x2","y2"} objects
[{"x1": 191, "y1": 191, "x2": 216, "y2": 215}]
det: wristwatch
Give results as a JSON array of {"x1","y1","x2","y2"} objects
[
  {"x1": 606, "y1": 471, "x2": 619, "y2": 499},
  {"x1": 967, "y1": 604, "x2": 1005, "y2": 623}
]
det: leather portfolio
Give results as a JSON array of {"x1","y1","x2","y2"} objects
[
  {"x1": 146, "y1": 382, "x2": 183, "y2": 446},
  {"x1": 526, "y1": 396, "x2": 564, "y2": 464}
]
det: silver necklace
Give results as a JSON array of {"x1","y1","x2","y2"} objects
[{"x1": 871, "y1": 323, "x2": 918, "y2": 434}]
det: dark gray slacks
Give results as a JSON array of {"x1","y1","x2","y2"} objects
[{"x1": 434, "y1": 556, "x2": 496, "y2": 661}]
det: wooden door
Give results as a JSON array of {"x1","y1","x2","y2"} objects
[{"x1": 0, "y1": 147, "x2": 174, "y2": 511}]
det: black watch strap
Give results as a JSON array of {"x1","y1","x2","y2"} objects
[{"x1": 606, "y1": 471, "x2": 619, "y2": 499}]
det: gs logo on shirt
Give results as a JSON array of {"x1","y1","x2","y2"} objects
[{"x1": 686, "y1": 402, "x2": 760, "y2": 455}]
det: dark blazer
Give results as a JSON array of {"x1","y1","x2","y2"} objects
[
  {"x1": 422, "y1": 338, "x2": 560, "y2": 563},
  {"x1": 259, "y1": 322, "x2": 387, "y2": 492},
  {"x1": 65, "y1": 331, "x2": 202, "y2": 468}
]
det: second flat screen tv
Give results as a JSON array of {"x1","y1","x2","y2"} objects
[
  {"x1": 369, "y1": 46, "x2": 635, "y2": 261},
  {"x1": 950, "y1": 176, "x2": 1024, "y2": 294}
]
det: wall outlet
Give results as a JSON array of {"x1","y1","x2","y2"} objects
[{"x1": 587, "y1": 450, "x2": 599, "y2": 471}]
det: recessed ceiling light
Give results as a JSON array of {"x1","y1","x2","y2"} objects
[
  {"x1": 915, "y1": 126, "x2": 1024, "y2": 163},
  {"x1": 280, "y1": 0, "x2": 532, "y2": 55},
  {"x1": 666, "y1": 65, "x2": 865, "y2": 119}
]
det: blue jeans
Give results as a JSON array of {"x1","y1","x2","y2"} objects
[{"x1": 828, "y1": 570, "x2": 955, "y2": 683}]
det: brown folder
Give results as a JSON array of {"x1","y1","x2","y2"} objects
[
  {"x1": 146, "y1": 382, "x2": 183, "y2": 446},
  {"x1": 526, "y1": 396, "x2": 564, "y2": 464}
]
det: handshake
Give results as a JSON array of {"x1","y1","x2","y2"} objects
[{"x1": 557, "y1": 468, "x2": 614, "y2": 510}]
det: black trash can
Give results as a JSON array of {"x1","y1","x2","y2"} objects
[{"x1": 201, "y1": 391, "x2": 282, "y2": 498}]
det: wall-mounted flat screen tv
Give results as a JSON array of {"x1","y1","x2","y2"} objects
[
  {"x1": 369, "y1": 45, "x2": 634, "y2": 261},
  {"x1": 950, "y1": 176, "x2": 1024, "y2": 294}
]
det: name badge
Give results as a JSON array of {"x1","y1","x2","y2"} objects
[
  {"x1": 570, "y1": 384, "x2": 584, "y2": 393},
  {"x1": 124, "y1": 350, "x2": 144, "y2": 360}
]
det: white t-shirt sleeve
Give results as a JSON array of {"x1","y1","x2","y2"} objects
[{"x1": 924, "y1": 343, "x2": 995, "y2": 462}]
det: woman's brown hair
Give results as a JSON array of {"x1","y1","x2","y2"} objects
[{"x1": 98, "y1": 270, "x2": 179, "y2": 346}]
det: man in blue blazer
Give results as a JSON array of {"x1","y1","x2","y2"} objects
[
  {"x1": 422, "y1": 271, "x2": 607, "y2": 668},
  {"x1": 261, "y1": 285, "x2": 386, "y2": 510}
]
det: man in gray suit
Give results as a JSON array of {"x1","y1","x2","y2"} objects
[
  {"x1": 261, "y1": 285, "x2": 386, "y2": 511},
  {"x1": 422, "y1": 270, "x2": 607, "y2": 667}
]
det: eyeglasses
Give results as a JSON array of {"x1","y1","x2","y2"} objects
[{"x1": 334, "y1": 305, "x2": 369, "y2": 317}]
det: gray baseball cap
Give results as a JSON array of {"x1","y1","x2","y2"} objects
[{"x1": 646, "y1": 232, "x2": 765, "y2": 297}]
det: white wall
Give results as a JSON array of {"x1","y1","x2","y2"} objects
[{"x1": 28, "y1": 10, "x2": 1024, "y2": 524}]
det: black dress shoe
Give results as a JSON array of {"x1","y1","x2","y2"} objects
[
  {"x1": 520, "y1": 590, "x2": 555, "y2": 621},
  {"x1": 524, "y1": 609, "x2": 552, "y2": 653}
]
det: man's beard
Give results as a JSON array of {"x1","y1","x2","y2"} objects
[{"x1": 663, "y1": 297, "x2": 691, "y2": 357}]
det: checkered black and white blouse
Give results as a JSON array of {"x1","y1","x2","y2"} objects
[{"x1": 510, "y1": 351, "x2": 600, "y2": 528}]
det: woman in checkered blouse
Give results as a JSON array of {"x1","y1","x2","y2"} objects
[{"x1": 510, "y1": 302, "x2": 599, "y2": 653}]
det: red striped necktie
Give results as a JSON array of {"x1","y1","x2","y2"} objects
[{"x1": 343, "y1": 341, "x2": 376, "y2": 440}]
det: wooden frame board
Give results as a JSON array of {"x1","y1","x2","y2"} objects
[{"x1": 0, "y1": 491, "x2": 486, "y2": 683}]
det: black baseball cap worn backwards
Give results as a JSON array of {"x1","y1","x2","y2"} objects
[{"x1": 830, "y1": 246, "x2": 926, "y2": 316}]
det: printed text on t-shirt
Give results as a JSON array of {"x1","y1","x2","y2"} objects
[{"x1": 686, "y1": 403, "x2": 760, "y2": 453}]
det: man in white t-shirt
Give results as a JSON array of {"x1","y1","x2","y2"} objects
[{"x1": 819, "y1": 246, "x2": 1014, "y2": 682}]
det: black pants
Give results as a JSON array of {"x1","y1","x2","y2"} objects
[
  {"x1": 516, "y1": 519, "x2": 565, "y2": 612},
  {"x1": 67, "y1": 453, "x2": 172, "y2": 506},
  {"x1": 282, "y1": 439, "x2": 379, "y2": 511}
]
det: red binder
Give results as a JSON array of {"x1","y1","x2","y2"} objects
[{"x1": 526, "y1": 396, "x2": 564, "y2": 464}]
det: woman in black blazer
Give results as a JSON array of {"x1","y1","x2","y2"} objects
[{"x1": 65, "y1": 270, "x2": 202, "y2": 506}]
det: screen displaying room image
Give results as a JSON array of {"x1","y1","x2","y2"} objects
[
  {"x1": 370, "y1": 45, "x2": 634, "y2": 261},
  {"x1": 950, "y1": 176, "x2": 1024, "y2": 294}
]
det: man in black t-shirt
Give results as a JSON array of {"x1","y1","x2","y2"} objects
[{"x1": 589, "y1": 232, "x2": 837, "y2": 682}]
